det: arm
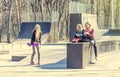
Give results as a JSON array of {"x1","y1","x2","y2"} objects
[
  {"x1": 84, "y1": 29, "x2": 94, "y2": 37},
  {"x1": 74, "y1": 31, "x2": 77, "y2": 36},
  {"x1": 88, "y1": 29, "x2": 94, "y2": 37},
  {"x1": 30, "y1": 31, "x2": 35, "y2": 44},
  {"x1": 74, "y1": 31, "x2": 84, "y2": 37},
  {"x1": 39, "y1": 32, "x2": 42, "y2": 45}
]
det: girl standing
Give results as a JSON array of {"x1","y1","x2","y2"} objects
[
  {"x1": 84, "y1": 22, "x2": 98, "y2": 60},
  {"x1": 30, "y1": 24, "x2": 42, "y2": 65}
]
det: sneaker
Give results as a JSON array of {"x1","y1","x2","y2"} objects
[
  {"x1": 95, "y1": 57, "x2": 98, "y2": 61},
  {"x1": 30, "y1": 61, "x2": 35, "y2": 65},
  {"x1": 72, "y1": 38, "x2": 80, "y2": 43},
  {"x1": 90, "y1": 61, "x2": 95, "y2": 64},
  {"x1": 37, "y1": 62, "x2": 40, "y2": 65}
]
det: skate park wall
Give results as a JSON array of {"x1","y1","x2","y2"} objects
[{"x1": 18, "y1": 22, "x2": 51, "y2": 39}]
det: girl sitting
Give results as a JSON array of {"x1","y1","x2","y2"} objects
[{"x1": 72, "y1": 24, "x2": 84, "y2": 43}]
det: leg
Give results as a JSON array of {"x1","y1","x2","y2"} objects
[
  {"x1": 91, "y1": 40, "x2": 98, "y2": 60},
  {"x1": 93, "y1": 44, "x2": 97, "y2": 59},
  {"x1": 36, "y1": 46, "x2": 40, "y2": 65},
  {"x1": 30, "y1": 46, "x2": 36, "y2": 65},
  {"x1": 89, "y1": 44, "x2": 93, "y2": 63},
  {"x1": 89, "y1": 43, "x2": 95, "y2": 64}
]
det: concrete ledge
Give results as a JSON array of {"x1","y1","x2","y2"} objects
[
  {"x1": 0, "y1": 50, "x2": 9, "y2": 55},
  {"x1": 109, "y1": 29, "x2": 120, "y2": 33},
  {"x1": 67, "y1": 42, "x2": 91, "y2": 69},
  {"x1": 67, "y1": 40, "x2": 119, "y2": 69},
  {"x1": 97, "y1": 41, "x2": 116, "y2": 54},
  {"x1": 12, "y1": 55, "x2": 26, "y2": 61}
]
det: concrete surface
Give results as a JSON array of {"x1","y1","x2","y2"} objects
[{"x1": 0, "y1": 44, "x2": 120, "y2": 77}]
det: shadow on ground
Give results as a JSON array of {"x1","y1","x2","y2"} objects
[{"x1": 39, "y1": 58, "x2": 67, "y2": 69}]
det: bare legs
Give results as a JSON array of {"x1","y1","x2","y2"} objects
[
  {"x1": 36, "y1": 46, "x2": 40, "y2": 64},
  {"x1": 30, "y1": 46, "x2": 40, "y2": 65},
  {"x1": 30, "y1": 46, "x2": 36, "y2": 65}
]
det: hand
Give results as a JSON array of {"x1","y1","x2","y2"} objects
[
  {"x1": 85, "y1": 32, "x2": 89, "y2": 35},
  {"x1": 76, "y1": 34, "x2": 80, "y2": 37}
]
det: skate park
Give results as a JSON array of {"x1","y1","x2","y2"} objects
[
  {"x1": 0, "y1": 1, "x2": 120, "y2": 77},
  {"x1": 0, "y1": 13, "x2": 120, "y2": 77}
]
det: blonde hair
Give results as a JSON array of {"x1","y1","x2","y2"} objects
[
  {"x1": 76, "y1": 24, "x2": 83, "y2": 32},
  {"x1": 33, "y1": 24, "x2": 42, "y2": 39}
]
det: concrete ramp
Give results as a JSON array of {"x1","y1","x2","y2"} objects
[
  {"x1": 105, "y1": 29, "x2": 120, "y2": 36},
  {"x1": 13, "y1": 33, "x2": 50, "y2": 44},
  {"x1": 81, "y1": 13, "x2": 99, "y2": 30},
  {"x1": 18, "y1": 22, "x2": 51, "y2": 39},
  {"x1": 101, "y1": 29, "x2": 120, "y2": 41}
]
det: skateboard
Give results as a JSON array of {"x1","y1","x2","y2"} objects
[{"x1": 27, "y1": 43, "x2": 39, "y2": 46}]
